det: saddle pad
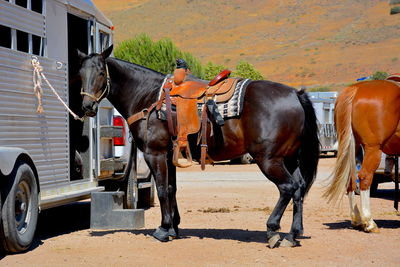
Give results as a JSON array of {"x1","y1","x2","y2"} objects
[
  {"x1": 212, "y1": 78, "x2": 251, "y2": 118},
  {"x1": 157, "y1": 78, "x2": 251, "y2": 120}
]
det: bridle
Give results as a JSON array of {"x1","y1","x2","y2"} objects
[{"x1": 80, "y1": 63, "x2": 111, "y2": 102}]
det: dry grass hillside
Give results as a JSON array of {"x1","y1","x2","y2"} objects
[{"x1": 93, "y1": 0, "x2": 400, "y2": 89}]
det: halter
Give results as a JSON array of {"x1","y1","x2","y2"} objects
[{"x1": 80, "y1": 63, "x2": 111, "y2": 102}]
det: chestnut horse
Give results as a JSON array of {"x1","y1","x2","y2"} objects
[
  {"x1": 324, "y1": 79, "x2": 400, "y2": 232},
  {"x1": 77, "y1": 46, "x2": 319, "y2": 247}
]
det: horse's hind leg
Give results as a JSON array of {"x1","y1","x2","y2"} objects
[
  {"x1": 255, "y1": 156, "x2": 299, "y2": 248},
  {"x1": 283, "y1": 167, "x2": 306, "y2": 246},
  {"x1": 348, "y1": 191, "x2": 362, "y2": 229},
  {"x1": 357, "y1": 146, "x2": 381, "y2": 233}
]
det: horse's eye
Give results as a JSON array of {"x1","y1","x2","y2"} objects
[{"x1": 99, "y1": 72, "x2": 105, "y2": 77}]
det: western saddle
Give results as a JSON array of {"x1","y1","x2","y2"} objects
[
  {"x1": 127, "y1": 59, "x2": 240, "y2": 170},
  {"x1": 387, "y1": 73, "x2": 400, "y2": 84}
]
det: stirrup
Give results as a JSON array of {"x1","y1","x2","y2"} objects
[{"x1": 172, "y1": 142, "x2": 194, "y2": 168}]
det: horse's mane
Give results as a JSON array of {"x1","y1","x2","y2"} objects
[
  {"x1": 105, "y1": 57, "x2": 166, "y2": 113},
  {"x1": 107, "y1": 57, "x2": 163, "y2": 75}
]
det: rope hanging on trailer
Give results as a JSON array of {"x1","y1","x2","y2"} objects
[
  {"x1": 32, "y1": 58, "x2": 44, "y2": 113},
  {"x1": 31, "y1": 57, "x2": 84, "y2": 121}
]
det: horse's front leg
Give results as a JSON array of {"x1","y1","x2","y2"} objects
[
  {"x1": 167, "y1": 151, "x2": 180, "y2": 239},
  {"x1": 144, "y1": 152, "x2": 175, "y2": 241}
]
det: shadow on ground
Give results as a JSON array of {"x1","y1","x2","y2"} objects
[
  {"x1": 324, "y1": 219, "x2": 400, "y2": 230},
  {"x1": 22, "y1": 201, "x2": 281, "y2": 251},
  {"x1": 91, "y1": 228, "x2": 268, "y2": 243},
  {"x1": 28, "y1": 201, "x2": 92, "y2": 251},
  {"x1": 90, "y1": 228, "x2": 312, "y2": 246}
]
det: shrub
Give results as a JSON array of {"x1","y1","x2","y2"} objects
[
  {"x1": 115, "y1": 33, "x2": 266, "y2": 81},
  {"x1": 114, "y1": 33, "x2": 204, "y2": 78},
  {"x1": 233, "y1": 60, "x2": 264, "y2": 80},
  {"x1": 203, "y1": 62, "x2": 227, "y2": 80},
  {"x1": 390, "y1": 6, "x2": 400, "y2": 15},
  {"x1": 371, "y1": 71, "x2": 389, "y2": 80}
]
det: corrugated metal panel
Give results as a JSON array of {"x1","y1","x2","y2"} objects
[
  {"x1": 64, "y1": 0, "x2": 113, "y2": 27},
  {"x1": 0, "y1": 1, "x2": 46, "y2": 37},
  {"x1": 0, "y1": 47, "x2": 69, "y2": 187}
]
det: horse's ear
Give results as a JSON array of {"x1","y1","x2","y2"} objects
[
  {"x1": 77, "y1": 49, "x2": 87, "y2": 62},
  {"x1": 102, "y1": 45, "x2": 113, "y2": 59}
]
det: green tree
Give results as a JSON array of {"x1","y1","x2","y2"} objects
[
  {"x1": 371, "y1": 71, "x2": 389, "y2": 80},
  {"x1": 114, "y1": 33, "x2": 204, "y2": 78},
  {"x1": 203, "y1": 62, "x2": 227, "y2": 80},
  {"x1": 232, "y1": 60, "x2": 264, "y2": 80},
  {"x1": 114, "y1": 33, "x2": 266, "y2": 81}
]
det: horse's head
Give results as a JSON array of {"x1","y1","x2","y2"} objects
[{"x1": 77, "y1": 45, "x2": 113, "y2": 117}]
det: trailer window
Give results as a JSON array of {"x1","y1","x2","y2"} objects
[
  {"x1": 99, "y1": 31, "x2": 110, "y2": 51},
  {"x1": 32, "y1": 34, "x2": 43, "y2": 56},
  {"x1": 17, "y1": 30, "x2": 29, "y2": 53},
  {"x1": 15, "y1": 0, "x2": 27, "y2": 8},
  {"x1": 0, "y1": 25, "x2": 12, "y2": 48},
  {"x1": 31, "y1": 0, "x2": 43, "y2": 14}
]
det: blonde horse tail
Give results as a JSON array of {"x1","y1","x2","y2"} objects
[{"x1": 323, "y1": 86, "x2": 358, "y2": 205}]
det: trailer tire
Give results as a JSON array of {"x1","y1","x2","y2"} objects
[
  {"x1": 0, "y1": 163, "x2": 38, "y2": 253},
  {"x1": 124, "y1": 162, "x2": 138, "y2": 209}
]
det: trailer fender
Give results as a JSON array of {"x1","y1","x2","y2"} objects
[{"x1": 0, "y1": 147, "x2": 39, "y2": 189}]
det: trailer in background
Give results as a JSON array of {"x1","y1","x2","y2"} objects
[
  {"x1": 308, "y1": 91, "x2": 338, "y2": 156},
  {"x1": 0, "y1": 0, "x2": 153, "y2": 253}
]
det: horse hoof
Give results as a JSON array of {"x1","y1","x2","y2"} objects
[
  {"x1": 153, "y1": 227, "x2": 170, "y2": 242},
  {"x1": 363, "y1": 221, "x2": 379, "y2": 233},
  {"x1": 267, "y1": 234, "x2": 280, "y2": 248},
  {"x1": 280, "y1": 238, "x2": 296, "y2": 248},
  {"x1": 168, "y1": 227, "x2": 180, "y2": 240},
  {"x1": 364, "y1": 226, "x2": 380, "y2": 233}
]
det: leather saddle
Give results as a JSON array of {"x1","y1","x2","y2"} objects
[
  {"x1": 162, "y1": 67, "x2": 239, "y2": 169},
  {"x1": 386, "y1": 73, "x2": 400, "y2": 84}
]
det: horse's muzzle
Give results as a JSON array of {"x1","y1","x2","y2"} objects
[{"x1": 82, "y1": 100, "x2": 98, "y2": 117}]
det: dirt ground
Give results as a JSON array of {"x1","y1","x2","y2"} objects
[{"x1": 1, "y1": 157, "x2": 399, "y2": 266}]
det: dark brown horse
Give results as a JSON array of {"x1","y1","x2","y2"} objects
[
  {"x1": 77, "y1": 46, "x2": 319, "y2": 247},
  {"x1": 324, "y1": 79, "x2": 400, "y2": 233}
]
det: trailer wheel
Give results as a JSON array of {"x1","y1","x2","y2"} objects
[
  {"x1": 124, "y1": 162, "x2": 138, "y2": 209},
  {"x1": 0, "y1": 163, "x2": 38, "y2": 253}
]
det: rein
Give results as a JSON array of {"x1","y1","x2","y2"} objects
[{"x1": 80, "y1": 64, "x2": 111, "y2": 102}]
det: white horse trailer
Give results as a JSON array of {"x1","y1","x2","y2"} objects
[
  {"x1": 0, "y1": 0, "x2": 153, "y2": 253},
  {"x1": 308, "y1": 91, "x2": 338, "y2": 156}
]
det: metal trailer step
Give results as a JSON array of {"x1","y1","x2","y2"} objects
[
  {"x1": 90, "y1": 191, "x2": 144, "y2": 230},
  {"x1": 100, "y1": 125, "x2": 123, "y2": 138}
]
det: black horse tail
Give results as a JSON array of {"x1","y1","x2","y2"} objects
[{"x1": 296, "y1": 89, "x2": 320, "y2": 196}]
